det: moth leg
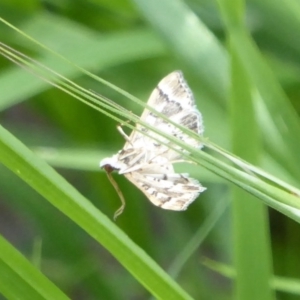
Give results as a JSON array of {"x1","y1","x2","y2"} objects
[{"x1": 117, "y1": 125, "x2": 133, "y2": 146}]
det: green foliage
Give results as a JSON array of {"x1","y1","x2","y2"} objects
[{"x1": 0, "y1": 0, "x2": 300, "y2": 299}]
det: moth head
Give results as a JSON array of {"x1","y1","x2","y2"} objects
[{"x1": 100, "y1": 155, "x2": 121, "y2": 173}]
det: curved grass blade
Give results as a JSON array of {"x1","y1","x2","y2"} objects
[
  {"x1": 0, "y1": 124, "x2": 193, "y2": 300},
  {"x1": 0, "y1": 234, "x2": 69, "y2": 300}
]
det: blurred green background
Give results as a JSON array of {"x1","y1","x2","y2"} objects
[{"x1": 0, "y1": 0, "x2": 300, "y2": 299}]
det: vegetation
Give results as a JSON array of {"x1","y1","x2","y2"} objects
[{"x1": 0, "y1": 0, "x2": 300, "y2": 299}]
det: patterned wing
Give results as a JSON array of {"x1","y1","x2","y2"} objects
[
  {"x1": 125, "y1": 169, "x2": 206, "y2": 211},
  {"x1": 123, "y1": 71, "x2": 204, "y2": 162},
  {"x1": 100, "y1": 71, "x2": 206, "y2": 215}
]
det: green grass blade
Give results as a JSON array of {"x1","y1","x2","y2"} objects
[
  {"x1": 134, "y1": 0, "x2": 300, "y2": 183},
  {"x1": 230, "y1": 42, "x2": 274, "y2": 299},
  {"x1": 0, "y1": 124, "x2": 193, "y2": 300},
  {"x1": 204, "y1": 259, "x2": 300, "y2": 295},
  {"x1": 131, "y1": 0, "x2": 228, "y2": 102},
  {"x1": 215, "y1": 0, "x2": 300, "y2": 179},
  {"x1": 168, "y1": 197, "x2": 230, "y2": 278},
  {"x1": 0, "y1": 234, "x2": 69, "y2": 300},
  {"x1": 0, "y1": 14, "x2": 165, "y2": 111},
  {"x1": 230, "y1": 29, "x2": 300, "y2": 179}
]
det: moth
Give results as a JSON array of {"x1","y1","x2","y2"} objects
[{"x1": 100, "y1": 71, "x2": 206, "y2": 219}]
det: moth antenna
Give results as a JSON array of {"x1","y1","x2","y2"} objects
[{"x1": 104, "y1": 169, "x2": 126, "y2": 220}]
